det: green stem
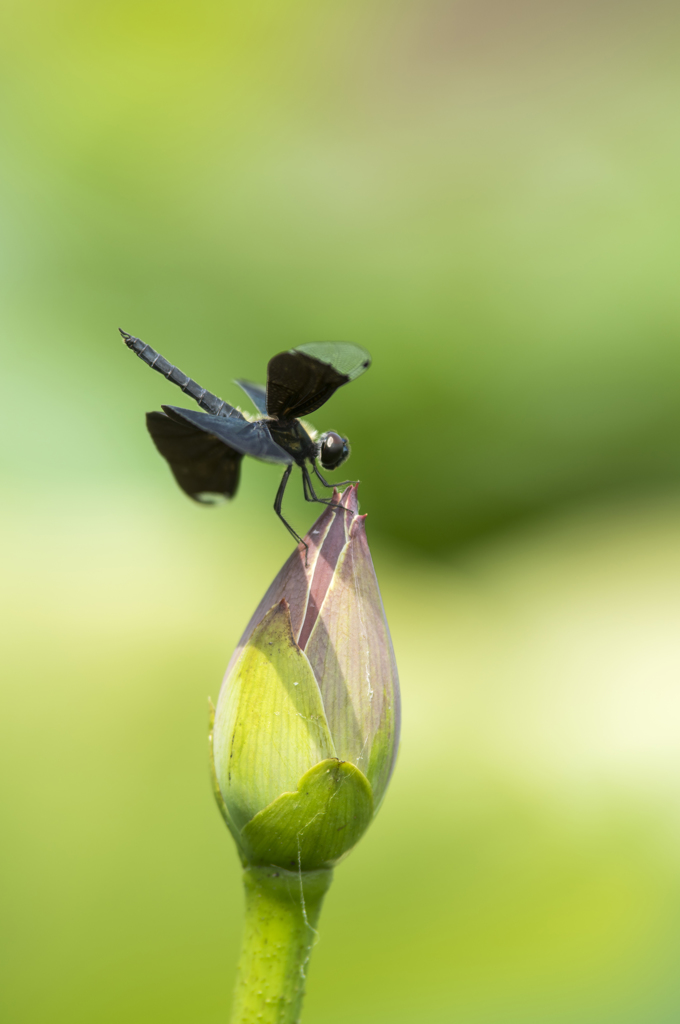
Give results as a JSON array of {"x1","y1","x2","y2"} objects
[{"x1": 229, "y1": 865, "x2": 334, "y2": 1024}]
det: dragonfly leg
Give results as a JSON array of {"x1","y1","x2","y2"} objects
[
  {"x1": 301, "y1": 466, "x2": 314, "y2": 502},
  {"x1": 302, "y1": 464, "x2": 351, "y2": 514},
  {"x1": 311, "y1": 462, "x2": 354, "y2": 489},
  {"x1": 274, "y1": 465, "x2": 308, "y2": 562}
]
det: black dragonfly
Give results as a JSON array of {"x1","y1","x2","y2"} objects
[{"x1": 120, "y1": 330, "x2": 371, "y2": 552}]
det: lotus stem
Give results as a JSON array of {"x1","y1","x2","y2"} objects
[{"x1": 229, "y1": 865, "x2": 334, "y2": 1024}]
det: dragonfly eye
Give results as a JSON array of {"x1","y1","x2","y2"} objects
[{"x1": 319, "y1": 431, "x2": 350, "y2": 470}]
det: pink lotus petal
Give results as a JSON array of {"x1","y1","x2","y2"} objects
[
  {"x1": 303, "y1": 511, "x2": 400, "y2": 807},
  {"x1": 222, "y1": 493, "x2": 340, "y2": 679}
]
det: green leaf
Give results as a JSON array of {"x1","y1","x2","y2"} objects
[
  {"x1": 241, "y1": 758, "x2": 374, "y2": 871},
  {"x1": 213, "y1": 600, "x2": 336, "y2": 831}
]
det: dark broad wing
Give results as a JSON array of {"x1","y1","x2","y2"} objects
[
  {"x1": 266, "y1": 341, "x2": 371, "y2": 419},
  {"x1": 146, "y1": 411, "x2": 242, "y2": 503},
  {"x1": 163, "y1": 405, "x2": 293, "y2": 465},
  {"x1": 234, "y1": 378, "x2": 268, "y2": 416}
]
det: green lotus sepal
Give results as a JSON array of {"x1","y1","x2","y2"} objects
[
  {"x1": 242, "y1": 757, "x2": 373, "y2": 871},
  {"x1": 211, "y1": 486, "x2": 400, "y2": 871}
]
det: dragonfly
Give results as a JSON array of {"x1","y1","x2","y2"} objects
[{"x1": 120, "y1": 329, "x2": 371, "y2": 552}]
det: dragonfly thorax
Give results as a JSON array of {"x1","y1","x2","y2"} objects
[{"x1": 268, "y1": 418, "x2": 317, "y2": 464}]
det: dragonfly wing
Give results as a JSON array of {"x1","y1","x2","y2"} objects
[
  {"x1": 163, "y1": 405, "x2": 293, "y2": 465},
  {"x1": 234, "y1": 378, "x2": 268, "y2": 416},
  {"x1": 146, "y1": 411, "x2": 242, "y2": 502},
  {"x1": 266, "y1": 341, "x2": 371, "y2": 419}
]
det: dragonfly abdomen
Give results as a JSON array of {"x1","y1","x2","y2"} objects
[{"x1": 120, "y1": 330, "x2": 229, "y2": 417}]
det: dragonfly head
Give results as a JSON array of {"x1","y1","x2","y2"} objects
[{"x1": 318, "y1": 431, "x2": 350, "y2": 470}]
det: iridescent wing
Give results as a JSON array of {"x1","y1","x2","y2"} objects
[
  {"x1": 162, "y1": 405, "x2": 293, "y2": 465},
  {"x1": 266, "y1": 341, "x2": 371, "y2": 420},
  {"x1": 234, "y1": 379, "x2": 268, "y2": 416},
  {"x1": 146, "y1": 411, "x2": 243, "y2": 503}
]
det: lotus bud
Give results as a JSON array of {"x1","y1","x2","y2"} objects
[{"x1": 210, "y1": 486, "x2": 400, "y2": 872}]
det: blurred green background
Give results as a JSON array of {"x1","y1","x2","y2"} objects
[{"x1": 3, "y1": 1, "x2": 680, "y2": 1021}]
